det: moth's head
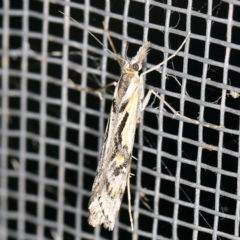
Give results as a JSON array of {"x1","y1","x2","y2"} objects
[{"x1": 125, "y1": 42, "x2": 150, "y2": 72}]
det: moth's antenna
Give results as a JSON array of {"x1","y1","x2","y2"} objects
[
  {"x1": 124, "y1": 42, "x2": 129, "y2": 59},
  {"x1": 59, "y1": 11, "x2": 127, "y2": 64},
  {"x1": 141, "y1": 32, "x2": 191, "y2": 76},
  {"x1": 102, "y1": 22, "x2": 123, "y2": 69}
]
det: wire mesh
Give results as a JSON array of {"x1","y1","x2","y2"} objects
[{"x1": 0, "y1": 0, "x2": 240, "y2": 240}]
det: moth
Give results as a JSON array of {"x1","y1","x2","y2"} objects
[
  {"x1": 88, "y1": 33, "x2": 191, "y2": 230},
  {"x1": 60, "y1": 11, "x2": 222, "y2": 232},
  {"x1": 88, "y1": 42, "x2": 149, "y2": 230}
]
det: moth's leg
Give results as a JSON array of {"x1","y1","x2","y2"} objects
[
  {"x1": 127, "y1": 173, "x2": 134, "y2": 231},
  {"x1": 68, "y1": 79, "x2": 117, "y2": 100},
  {"x1": 141, "y1": 89, "x2": 224, "y2": 130}
]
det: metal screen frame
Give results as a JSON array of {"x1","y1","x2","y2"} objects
[{"x1": 0, "y1": 0, "x2": 240, "y2": 239}]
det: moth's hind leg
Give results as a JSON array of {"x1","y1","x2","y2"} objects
[{"x1": 141, "y1": 89, "x2": 223, "y2": 129}]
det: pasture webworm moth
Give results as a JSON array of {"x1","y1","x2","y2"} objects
[
  {"x1": 61, "y1": 11, "x2": 223, "y2": 231},
  {"x1": 87, "y1": 30, "x2": 191, "y2": 230}
]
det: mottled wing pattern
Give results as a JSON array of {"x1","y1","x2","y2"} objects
[
  {"x1": 88, "y1": 42, "x2": 150, "y2": 230},
  {"x1": 88, "y1": 72, "x2": 140, "y2": 230}
]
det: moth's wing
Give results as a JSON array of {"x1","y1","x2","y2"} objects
[
  {"x1": 88, "y1": 73, "x2": 140, "y2": 230},
  {"x1": 89, "y1": 72, "x2": 133, "y2": 196},
  {"x1": 88, "y1": 155, "x2": 131, "y2": 230}
]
